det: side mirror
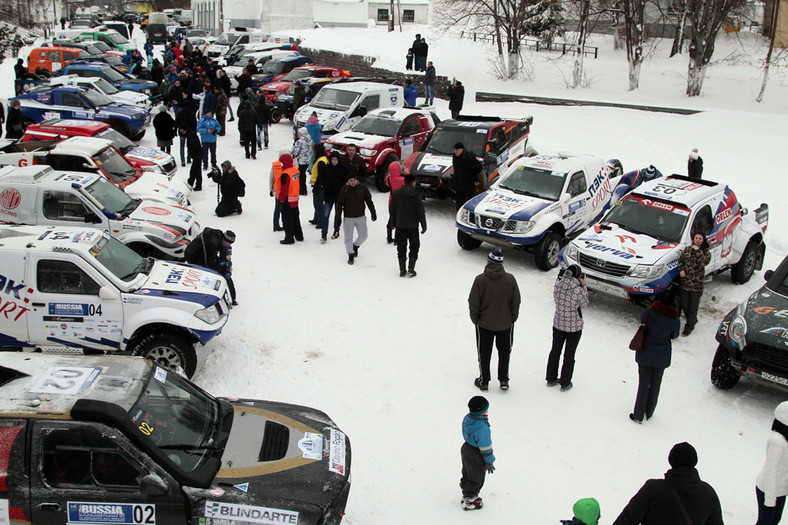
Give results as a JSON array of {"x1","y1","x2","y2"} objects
[
  {"x1": 84, "y1": 211, "x2": 102, "y2": 224},
  {"x1": 139, "y1": 474, "x2": 168, "y2": 496},
  {"x1": 98, "y1": 286, "x2": 118, "y2": 300},
  {"x1": 764, "y1": 269, "x2": 774, "y2": 282},
  {"x1": 484, "y1": 151, "x2": 497, "y2": 164}
]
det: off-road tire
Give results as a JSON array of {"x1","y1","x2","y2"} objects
[
  {"x1": 710, "y1": 344, "x2": 740, "y2": 390},
  {"x1": 731, "y1": 241, "x2": 758, "y2": 284},
  {"x1": 132, "y1": 331, "x2": 197, "y2": 378},
  {"x1": 457, "y1": 230, "x2": 482, "y2": 250},
  {"x1": 535, "y1": 231, "x2": 562, "y2": 271}
]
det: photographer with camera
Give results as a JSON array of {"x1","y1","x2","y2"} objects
[
  {"x1": 209, "y1": 160, "x2": 245, "y2": 217},
  {"x1": 545, "y1": 264, "x2": 590, "y2": 392}
]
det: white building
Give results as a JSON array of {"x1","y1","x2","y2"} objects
[
  {"x1": 191, "y1": 0, "x2": 314, "y2": 35},
  {"x1": 367, "y1": 0, "x2": 429, "y2": 27}
]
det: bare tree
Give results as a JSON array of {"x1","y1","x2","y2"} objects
[
  {"x1": 685, "y1": 0, "x2": 746, "y2": 96},
  {"x1": 572, "y1": 0, "x2": 591, "y2": 87},
  {"x1": 756, "y1": 0, "x2": 781, "y2": 102},
  {"x1": 621, "y1": 0, "x2": 646, "y2": 90},
  {"x1": 669, "y1": 0, "x2": 689, "y2": 56}
]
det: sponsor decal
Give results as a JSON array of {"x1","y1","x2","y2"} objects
[
  {"x1": 204, "y1": 501, "x2": 298, "y2": 524},
  {"x1": 67, "y1": 502, "x2": 155, "y2": 524},
  {"x1": 578, "y1": 233, "x2": 602, "y2": 242},
  {"x1": 209, "y1": 488, "x2": 225, "y2": 497},
  {"x1": 48, "y1": 303, "x2": 89, "y2": 316},
  {"x1": 585, "y1": 242, "x2": 636, "y2": 259},
  {"x1": 754, "y1": 307, "x2": 788, "y2": 318},
  {"x1": 31, "y1": 367, "x2": 101, "y2": 395},
  {"x1": 719, "y1": 319, "x2": 730, "y2": 337},
  {"x1": 298, "y1": 432, "x2": 324, "y2": 460},
  {"x1": 0, "y1": 273, "x2": 33, "y2": 322},
  {"x1": 329, "y1": 428, "x2": 347, "y2": 476},
  {"x1": 588, "y1": 170, "x2": 612, "y2": 209},
  {"x1": 761, "y1": 327, "x2": 788, "y2": 338},
  {"x1": 154, "y1": 368, "x2": 167, "y2": 383},
  {"x1": 762, "y1": 372, "x2": 788, "y2": 386},
  {"x1": 142, "y1": 206, "x2": 171, "y2": 216},
  {"x1": 123, "y1": 296, "x2": 143, "y2": 304},
  {"x1": 568, "y1": 200, "x2": 584, "y2": 213},
  {"x1": 482, "y1": 193, "x2": 527, "y2": 211},
  {"x1": 234, "y1": 482, "x2": 249, "y2": 493},
  {"x1": 0, "y1": 497, "x2": 9, "y2": 524},
  {"x1": 0, "y1": 189, "x2": 21, "y2": 210}
]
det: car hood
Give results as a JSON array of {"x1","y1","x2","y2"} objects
[
  {"x1": 125, "y1": 145, "x2": 174, "y2": 166},
  {"x1": 98, "y1": 103, "x2": 148, "y2": 119},
  {"x1": 741, "y1": 287, "x2": 788, "y2": 349},
  {"x1": 464, "y1": 189, "x2": 553, "y2": 221},
  {"x1": 140, "y1": 260, "x2": 226, "y2": 303},
  {"x1": 124, "y1": 173, "x2": 192, "y2": 207},
  {"x1": 223, "y1": 65, "x2": 244, "y2": 78},
  {"x1": 115, "y1": 90, "x2": 151, "y2": 107},
  {"x1": 573, "y1": 223, "x2": 681, "y2": 265},
  {"x1": 406, "y1": 151, "x2": 454, "y2": 177},
  {"x1": 119, "y1": 78, "x2": 158, "y2": 89},
  {"x1": 125, "y1": 202, "x2": 195, "y2": 240},
  {"x1": 329, "y1": 132, "x2": 390, "y2": 150},
  {"x1": 295, "y1": 106, "x2": 347, "y2": 127},
  {"x1": 262, "y1": 80, "x2": 291, "y2": 92}
]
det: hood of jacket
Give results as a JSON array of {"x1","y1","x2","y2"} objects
[
  {"x1": 483, "y1": 262, "x2": 506, "y2": 280},
  {"x1": 664, "y1": 467, "x2": 703, "y2": 495}
]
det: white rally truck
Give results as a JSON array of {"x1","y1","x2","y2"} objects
[
  {"x1": 0, "y1": 225, "x2": 231, "y2": 376},
  {"x1": 0, "y1": 165, "x2": 199, "y2": 260}
]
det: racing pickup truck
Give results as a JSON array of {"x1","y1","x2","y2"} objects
[
  {"x1": 0, "y1": 137, "x2": 191, "y2": 208},
  {"x1": 325, "y1": 107, "x2": 439, "y2": 192},
  {"x1": 11, "y1": 85, "x2": 150, "y2": 140},
  {"x1": 711, "y1": 252, "x2": 788, "y2": 392},
  {"x1": 23, "y1": 119, "x2": 177, "y2": 178},
  {"x1": 0, "y1": 165, "x2": 199, "y2": 260},
  {"x1": 0, "y1": 226, "x2": 229, "y2": 375},
  {"x1": 250, "y1": 55, "x2": 314, "y2": 90},
  {"x1": 402, "y1": 115, "x2": 536, "y2": 200},
  {"x1": 0, "y1": 352, "x2": 350, "y2": 524},
  {"x1": 61, "y1": 61, "x2": 162, "y2": 103},
  {"x1": 48, "y1": 74, "x2": 153, "y2": 110},
  {"x1": 456, "y1": 153, "x2": 636, "y2": 270},
  {"x1": 559, "y1": 175, "x2": 769, "y2": 301}
]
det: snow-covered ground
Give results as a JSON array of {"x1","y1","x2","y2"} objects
[{"x1": 3, "y1": 22, "x2": 788, "y2": 523}]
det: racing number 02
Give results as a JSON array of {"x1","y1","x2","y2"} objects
[
  {"x1": 138, "y1": 421, "x2": 154, "y2": 436},
  {"x1": 133, "y1": 504, "x2": 156, "y2": 524}
]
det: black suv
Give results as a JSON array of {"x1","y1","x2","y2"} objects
[{"x1": 712, "y1": 253, "x2": 788, "y2": 390}]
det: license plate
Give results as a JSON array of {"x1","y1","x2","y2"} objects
[{"x1": 761, "y1": 371, "x2": 788, "y2": 386}]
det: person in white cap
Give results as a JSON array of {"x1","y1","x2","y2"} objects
[
  {"x1": 755, "y1": 401, "x2": 788, "y2": 524},
  {"x1": 688, "y1": 148, "x2": 704, "y2": 180}
]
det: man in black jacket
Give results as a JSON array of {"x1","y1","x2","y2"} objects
[
  {"x1": 210, "y1": 160, "x2": 243, "y2": 217},
  {"x1": 613, "y1": 442, "x2": 723, "y2": 525},
  {"x1": 217, "y1": 69, "x2": 234, "y2": 122},
  {"x1": 180, "y1": 126, "x2": 203, "y2": 191},
  {"x1": 184, "y1": 227, "x2": 235, "y2": 272},
  {"x1": 5, "y1": 100, "x2": 24, "y2": 140},
  {"x1": 451, "y1": 142, "x2": 483, "y2": 210},
  {"x1": 390, "y1": 174, "x2": 426, "y2": 277}
]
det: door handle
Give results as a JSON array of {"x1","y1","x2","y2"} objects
[
  {"x1": 38, "y1": 502, "x2": 61, "y2": 511},
  {"x1": 32, "y1": 302, "x2": 45, "y2": 307}
]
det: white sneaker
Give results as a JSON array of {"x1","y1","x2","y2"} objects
[{"x1": 462, "y1": 496, "x2": 483, "y2": 510}]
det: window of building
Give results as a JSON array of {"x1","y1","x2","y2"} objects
[
  {"x1": 377, "y1": 9, "x2": 389, "y2": 22},
  {"x1": 403, "y1": 10, "x2": 415, "y2": 22}
]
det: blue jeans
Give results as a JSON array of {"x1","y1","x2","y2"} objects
[
  {"x1": 257, "y1": 123, "x2": 269, "y2": 147},
  {"x1": 202, "y1": 141, "x2": 217, "y2": 168},
  {"x1": 322, "y1": 201, "x2": 340, "y2": 236},
  {"x1": 425, "y1": 84, "x2": 434, "y2": 105},
  {"x1": 227, "y1": 97, "x2": 234, "y2": 119},
  {"x1": 312, "y1": 187, "x2": 324, "y2": 223}
]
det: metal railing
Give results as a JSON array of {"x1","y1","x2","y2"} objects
[{"x1": 459, "y1": 31, "x2": 599, "y2": 58}]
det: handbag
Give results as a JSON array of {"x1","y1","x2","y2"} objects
[{"x1": 629, "y1": 307, "x2": 651, "y2": 351}]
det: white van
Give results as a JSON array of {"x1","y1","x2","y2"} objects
[
  {"x1": 205, "y1": 29, "x2": 266, "y2": 58},
  {"x1": 294, "y1": 81, "x2": 404, "y2": 136}
]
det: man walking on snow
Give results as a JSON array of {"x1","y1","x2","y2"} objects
[
  {"x1": 390, "y1": 173, "x2": 426, "y2": 277},
  {"x1": 336, "y1": 174, "x2": 376, "y2": 265}
]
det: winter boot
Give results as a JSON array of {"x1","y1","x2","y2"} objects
[
  {"x1": 474, "y1": 377, "x2": 488, "y2": 391},
  {"x1": 321, "y1": 234, "x2": 327, "y2": 243},
  {"x1": 462, "y1": 496, "x2": 483, "y2": 511},
  {"x1": 348, "y1": 254, "x2": 354, "y2": 265},
  {"x1": 407, "y1": 269, "x2": 417, "y2": 277},
  {"x1": 353, "y1": 244, "x2": 359, "y2": 257}
]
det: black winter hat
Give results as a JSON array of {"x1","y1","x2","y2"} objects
[
  {"x1": 566, "y1": 264, "x2": 582, "y2": 278},
  {"x1": 488, "y1": 248, "x2": 504, "y2": 265},
  {"x1": 223, "y1": 230, "x2": 236, "y2": 243},
  {"x1": 468, "y1": 396, "x2": 489, "y2": 414},
  {"x1": 668, "y1": 442, "x2": 698, "y2": 468},
  {"x1": 329, "y1": 151, "x2": 341, "y2": 160},
  {"x1": 454, "y1": 142, "x2": 465, "y2": 150}
]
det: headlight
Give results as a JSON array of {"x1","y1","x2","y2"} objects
[
  {"x1": 142, "y1": 164, "x2": 166, "y2": 174},
  {"x1": 513, "y1": 220, "x2": 535, "y2": 234},
  {"x1": 195, "y1": 305, "x2": 221, "y2": 324},
  {"x1": 142, "y1": 88, "x2": 151, "y2": 95},
  {"x1": 730, "y1": 315, "x2": 747, "y2": 348},
  {"x1": 628, "y1": 264, "x2": 665, "y2": 279},
  {"x1": 360, "y1": 148, "x2": 376, "y2": 157},
  {"x1": 459, "y1": 208, "x2": 471, "y2": 223},
  {"x1": 564, "y1": 243, "x2": 578, "y2": 261}
]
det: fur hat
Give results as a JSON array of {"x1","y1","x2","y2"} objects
[
  {"x1": 689, "y1": 148, "x2": 699, "y2": 160},
  {"x1": 468, "y1": 396, "x2": 489, "y2": 414},
  {"x1": 668, "y1": 442, "x2": 698, "y2": 468},
  {"x1": 488, "y1": 248, "x2": 504, "y2": 264}
]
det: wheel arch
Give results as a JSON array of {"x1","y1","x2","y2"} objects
[{"x1": 124, "y1": 321, "x2": 197, "y2": 352}]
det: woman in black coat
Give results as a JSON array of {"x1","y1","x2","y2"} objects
[
  {"x1": 152, "y1": 105, "x2": 176, "y2": 153},
  {"x1": 629, "y1": 292, "x2": 681, "y2": 423}
]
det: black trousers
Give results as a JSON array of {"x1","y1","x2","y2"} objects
[
  {"x1": 460, "y1": 442, "x2": 486, "y2": 498},
  {"x1": 681, "y1": 289, "x2": 702, "y2": 331},
  {"x1": 454, "y1": 189, "x2": 474, "y2": 211},
  {"x1": 545, "y1": 328, "x2": 582, "y2": 387},
  {"x1": 224, "y1": 273, "x2": 236, "y2": 302},
  {"x1": 633, "y1": 365, "x2": 665, "y2": 420},
  {"x1": 282, "y1": 204, "x2": 303, "y2": 243},
  {"x1": 187, "y1": 158, "x2": 202, "y2": 190},
  {"x1": 215, "y1": 197, "x2": 241, "y2": 217},
  {"x1": 395, "y1": 228, "x2": 420, "y2": 271},
  {"x1": 475, "y1": 325, "x2": 513, "y2": 384},
  {"x1": 298, "y1": 164, "x2": 308, "y2": 195},
  {"x1": 756, "y1": 486, "x2": 786, "y2": 525}
]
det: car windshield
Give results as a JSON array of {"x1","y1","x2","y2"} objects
[
  {"x1": 97, "y1": 128, "x2": 134, "y2": 152},
  {"x1": 498, "y1": 166, "x2": 566, "y2": 201},
  {"x1": 71, "y1": 19, "x2": 92, "y2": 28},
  {"x1": 95, "y1": 146, "x2": 137, "y2": 181},
  {"x1": 214, "y1": 33, "x2": 240, "y2": 46},
  {"x1": 351, "y1": 116, "x2": 400, "y2": 137},
  {"x1": 425, "y1": 128, "x2": 486, "y2": 156},
  {"x1": 103, "y1": 55, "x2": 124, "y2": 67},
  {"x1": 262, "y1": 60, "x2": 285, "y2": 74},
  {"x1": 82, "y1": 88, "x2": 112, "y2": 107},
  {"x1": 91, "y1": 233, "x2": 146, "y2": 281},
  {"x1": 187, "y1": 29, "x2": 208, "y2": 37},
  {"x1": 92, "y1": 78, "x2": 118, "y2": 94},
  {"x1": 91, "y1": 41, "x2": 111, "y2": 52},
  {"x1": 84, "y1": 176, "x2": 134, "y2": 214},
  {"x1": 102, "y1": 67, "x2": 126, "y2": 82},
  {"x1": 107, "y1": 33, "x2": 128, "y2": 44},
  {"x1": 283, "y1": 69, "x2": 311, "y2": 81},
  {"x1": 129, "y1": 367, "x2": 220, "y2": 473},
  {"x1": 603, "y1": 196, "x2": 689, "y2": 243},
  {"x1": 311, "y1": 87, "x2": 359, "y2": 111}
]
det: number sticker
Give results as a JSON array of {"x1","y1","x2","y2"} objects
[
  {"x1": 138, "y1": 421, "x2": 154, "y2": 436},
  {"x1": 30, "y1": 367, "x2": 101, "y2": 394}
]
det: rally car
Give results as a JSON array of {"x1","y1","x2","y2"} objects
[
  {"x1": 711, "y1": 253, "x2": 788, "y2": 391},
  {"x1": 61, "y1": 61, "x2": 161, "y2": 103},
  {"x1": 0, "y1": 137, "x2": 191, "y2": 208},
  {"x1": 0, "y1": 352, "x2": 350, "y2": 525},
  {"x1": 48, "y1": 74, "x2": 153, "y2": 110},
  {"x1": 11, "y1": 85, "x2": 150, "y2": 140},
  {"x1": 23, "y1": 119, "x2": 178, "y2": 178},
  {"x1": 456, "y1": 154, "x2": 640, "y2": 270},
  {"x1": 559, "y1": 175, "x2": 769, "y2": 301},
  {"x1": 262, "y1": 65, "x2": 351, "y2": 101},
  {"x1": 0, "y1": 165, "x2": 199, "y2": 260},
  {"x1": 250, "y1": 55, "x2": 314, "y2": 90},
  {"x1": 402, "y1": 115, "x2": 536, "y2": 200},
  {"x1": 325, "y1": 107, "x2": 439, "y2": 192},
  {"x1": 0, "y1": 226, "x2": 228, "y2": 375}
]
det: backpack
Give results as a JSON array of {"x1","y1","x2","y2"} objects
[{"x1": 235, "y1": 174, "x2": 246, "y2": 197}]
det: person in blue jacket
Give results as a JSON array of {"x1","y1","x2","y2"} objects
[
  {"x1": 197, "y1": 110, "x2": 221, "y2": 170},
  {"x1": 460, "y1": 396, "x2": 495, "y2": 511},
  {"x1": 143, "y1": 39, "x2": 154, "y2": 66},
  {"x1": 403, "y1": 79, "x2": 418, "y2": 107}
]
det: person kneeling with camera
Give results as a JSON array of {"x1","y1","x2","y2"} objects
[{"x1": 209, "y1": 160, "x2": 246, "y2": 217}]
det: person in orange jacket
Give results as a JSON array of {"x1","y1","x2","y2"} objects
[{"x1": 278, "y1": 154, "x2": 303, "y2": 245}]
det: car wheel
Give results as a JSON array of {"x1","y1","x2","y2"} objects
[
  {"x1": 710, "y1": 344, "x2": 740, "y2": 389},
  {"x1": 129, "y1": 128, "x2": 146, "y2": 141},
  {"x1": 535, "y1": 231, "x2": 562, "y2": 271},
  {"x1": 457, "y1": 230, "x2": 482, "y2": 250},
  {"x1": 375, "y1": 156, "x2": 397, "y2": 193},
  {"x1": 132, "y1": 331, "x2": 197, "y2": 378},
  {"x1": 107, "y1": 119, "x2": 133, "y2": 139},
  {"x1": 731, "y1": 240, "x2": 758, "y2": 284},
  {"x1": 271, "y1": 109, "x2": 282, "y2": 124}
]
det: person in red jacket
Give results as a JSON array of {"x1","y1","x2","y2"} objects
[
  {"x1": 278, "y1": 154, "x2": 303, "y2": 245},
  {"x1": 385, "y1": 162, "x2": 406, "y2": 243}
]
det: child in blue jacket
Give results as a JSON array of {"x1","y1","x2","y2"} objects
[{"x1": 460, "y1": 396, "x2": 495, "y2": 511}]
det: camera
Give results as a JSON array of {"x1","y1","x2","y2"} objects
[{"x1": 207, "y1": 166, "x2": 221, "y2": 181}]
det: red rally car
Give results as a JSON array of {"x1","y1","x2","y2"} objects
[{"x1": 262, "y1": 65, "x2": 351, "y2": 101}]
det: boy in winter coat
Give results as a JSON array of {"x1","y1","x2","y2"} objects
[
  {"x1": 755, "y1": 401, "x2": 788, "y2": 524},
  {"x1": 390, "y1": 173, "x2": 426, "y2": 277},
  {"x1": 405, "y1": 48, "x2": 414, "y2": 70},
  {"x1": 561, "y1": 498, "x2": 601, "y2": 525},
  {"x1": 336, "y1": 173, "x2": 377, "y2": 265},
  {"x1": 678, "y1": 232, "x2": 711, "y2": 336},
  {"x1": 460, "y1": 395, "x2": 495, "y2": 511},
  {"x1": 310, "y1": 144, "x2": 328, "y2": 227},
  {"x1": 316, "y1": 151, "x2": 348, "y2": 241},
  {"x1": 546, "y1": 264, "x2": 590, "y2": 392}
]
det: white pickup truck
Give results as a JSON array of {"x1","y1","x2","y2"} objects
[
  {"x1": 0, "y1": 165, "x2": 199, "y2": 260},
  {"x1": 559, "y1": 175, "x2": 769, "y2": 300},
  {"x1": 456, "y1": 153, "x2": 643, "y2": 270},
  {"x1": 0, "y1": 225, "x2": 230, "y2": 377}
]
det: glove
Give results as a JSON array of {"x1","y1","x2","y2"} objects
[
  {"x1": 484, "y1": 463, "x2": 495, "y2": 474},
  {"x1": 421, "y1": 227, "x2": 427, "y2": 234},
  {"x1": 370, "y1": 212, "x2": 377, "y2": 222},
  {"x1": 269, "y1": 191, "x2": 274, "y2": 197}
]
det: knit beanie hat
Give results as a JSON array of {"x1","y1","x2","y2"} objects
[
  {"x1": 222, "y1": 230, "x2": 236, "y2": 243},
  {"x1": 689, "y1": 148, "x2": 699, "y2": 160},
  {"x1": 468, "y1": 396, "x2": 489, "y2": 414},
  {"x1": 572, "y1": 497, "x2": 601, "y2": 525},
  {"x1": 668, "y1": 442, "x2": 698, "y2": 468},
  {"x1": 645, "y1": 165, "x2": 656, "y2": 176},
  {"x1": 488, "y1": 248, "x2": 504, "y2": 265},
  {"x1": 279, "y1": 154, "x2": 294, "y2": 169},
  {"x1": 454, "y1": 142, "x2": 465, "y2": 150}
]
